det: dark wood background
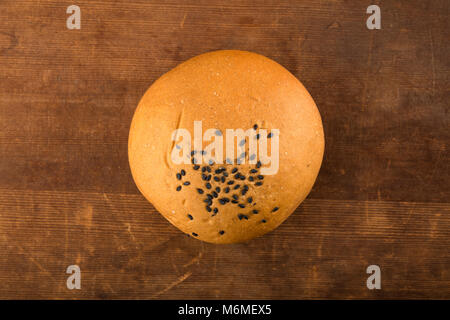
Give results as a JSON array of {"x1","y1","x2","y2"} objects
[{"x1": 0, "y1": 0, "x2": 448, "y2": 299}]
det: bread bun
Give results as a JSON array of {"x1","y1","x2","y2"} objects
[{"x1": 128, "y1": 50, "x2": 324, "y2": 244}]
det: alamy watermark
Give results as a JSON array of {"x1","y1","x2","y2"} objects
[{"x1": 171, "y1": 121, "x2": 279, "y2": 175}]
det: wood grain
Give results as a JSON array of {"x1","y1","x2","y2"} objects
[{"x1": 0, "y1": 0, "x2": 449, "y2": 299}]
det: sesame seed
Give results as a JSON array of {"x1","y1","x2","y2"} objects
[
  {"x1": 261, "y1": 219, "x2": 267, "y2": 223},
  {"x1": 255, "y1": 182, "x2": 263, "y2": 186},
  {"x1": 197, "y1": 188, "x2": 204, "y2": 194},
  {"x1": 268, "y1": 132, "x2": 273, "y2": 138},
  {"x1": 223, "y1": 172, "x2": 229, "y2": 177},
  {"x1": 204, "y1": 198, "x2": 212, "y2": 205},
  {"x1": 239, "y1": 139, "x2": 246, "y2": 146},
  {"x1": 232, "y1": 194, "x2": 238, "y2": 200},
  {"x1": 252, "y1": 210, "x2": 259, "y2": 214},
  {"x1": 202, "y1": 167, "x2": 207, "y2": 173},
  {"x1": 180, "y1": 169, "x2": 186, "y2": 176},
  {"x1": 213, "y1": 208, "x2": 218, "y2": 214},
  {"x1": 257, "y1": 175, "x2": 264, "y2": 180},
  {"x1": 202, "y1": 174, "x2": 208, "y2": 181},
  {"x1": 215, "y1": 187, "x2": 221, "y2": 193},
  {"x1": 206, "y1": 166, "x2": 211, "y2": 173},
  {"x1": 250, "y1": 169, "x2": 258, "y2": 174},
  {"x1": 234, "y1": 173, "x2": 240, "y2": 179},
  {"x1": 256, "y1": 133, "x2": 260, "y2": 140},
  {"x1": 206, "y1": 206, "x2": 212, "y2": 212},
  {"x1": 239, "y1": 175, "x2": 245, "y2": 180},
  {"x1": 193, "y1": 165, "x2": 200, "y2": 170},
  {"x1": 176, "y1": 186, "x2": 182, "y2": 191},
  {"x1": 206, "y1": 174, "x2": 211, "y2": 181},
  {"x1": 201, "y1": 150, "x2": 206, "y2": 155},
  {"x1": 187, "y1": 214, "x2": 193, "y2": 220},
  {"x1": 206, "y1": 183, "x2": 212, "y2": 189},
  {"x1": 227, "y1": 180, "x2": 235, "y2": 185},
  {"x1": 191, "y1": 151, "x2": 197, "y2": 156},
  {"x1": 214, "y1": 176, "x2": 220, "y2": 182},
  {"x1": 224, "y1": 187, "x2": 230, "y2": 193},
  {"x1": 247, "y1": 197, "x2": 253, "y2": 203},
  {"x1": 248, "y1": 176, "x2": 254, "y2": 182},
  {"x1": 256, "y1": 161, "x2": 261, "y2": 168},
  {"x1": 183, "y1": 181, "x2": 190, "y2": 186},
  {"x1": 238, "y1": 214, "x2": 248, "y2": 220},
  {"x1": 221, "y1": 176, "x2": 226, "y2": 183},
  {"x1": 234, "y1": 184, "x2": 240, "y2": 190},
  {"x1": 231, "y1": 168, "x2": 238, "y2": 174},
  {"x1": 192, "y1": 232, "x2": 198, "y2": 236},
  {"x1": 231, "y1": 200, "x2": 238, "y2": 204},
  {"x1": 253, "y1": 124, "x2": 258, "y2": 130},
  {"x1": 215, "y1": 129, "x2": 222, "y2": 136},
  {"x1": 272, "y1": 207, "x2": 279, "y2": 212},
  {"x1": 176, "y1": 173, "x2": 182, "y2": 180},
  {"x1": 212, "y1": 191, "x2": 218, "y2": 198},
  {"x1": 238, "y1": 204, "x2": 245, "y2": 208},
  {"x1": 249, "y1": 154, "x2": 256, "y2": 161},
  {"x1": 208, "y1": 159, "x2": 214, "y2": 165},
  {"x1": 219, "y1": 230, "x2": 225, "y2": 235},
  {"x1": 207, "y1": 194, "x2": 213, "y2": 200}
]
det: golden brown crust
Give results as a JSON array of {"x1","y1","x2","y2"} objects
[{"x1": 128, "y1": 50, "x2": 324, "y2": 244}]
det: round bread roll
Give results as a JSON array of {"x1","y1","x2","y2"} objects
[{"x1": 128, "y1": 50, "x2": 324, "y2": 244}]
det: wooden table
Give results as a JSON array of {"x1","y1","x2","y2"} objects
[{"x1": 0, "y1": 0, "x2": 448, "y2": 299}]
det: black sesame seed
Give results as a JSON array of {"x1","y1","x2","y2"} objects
[
  {"x1": 197, "y1": 188, "x2": 204, "y2": 194},
  {"x1": 238, "y1": 214, "x2": 248, "y2": 220},
  {"x1": 253, "y1": 124, "x2": 258, "y2": 130},
  {"x1": 206, "y1": 166, "x2": 211, "y2": 173},
  {"x1": 176, "y1": 173, "x2": 182, "y2": 180},
  {"x1": 207, "y1": 194, "x2": 213, "y2": 200},
  {"x1": 215, "y1": 129, "x2": 222, "y2": 136},
  {"x1": 221, "y1": 176, "x2": 226, "y2": 183},
  {"x1": 231, "y1": 168, "x2": 238, "y2": 174},
  {"x1": 243, "y1": 185, "x2": 249, "y2": 191},
  {"x1": 268, "y1": 132, "x2": 273, "y2": 138},
  {"x1": 202, "y1": 167, "x2": 207, "y2": 173},
  {"x1": 234, "y1": 173, "x2": 240, "y2": 179},
  {"x1": 214, "y1": 176, "x2": 220, "y2": 182},
  {"x1": 202, "y1": 173, "x2": 207, "y2": 181},
  {"x1": 208, "y1": 159, "x2": 214, "y2": 165},
  {"x1": 234, "y1": 184, "x2": 240, "y2": 190},
  {"x1": 239, "y1": 139, "x2": 246, "y2": 146},
  {"x1": 190, "y1": 150, "x2": 196, "y2": 156},
  {"x1": 252, "y1": 209, "x2": 259, "y2": 214},
  {"x1": 183, "y1": 181, "x2": 190, "y2": 186},
  {"x1": 192, "y1": 232, "x2": 198, "y2": 236},
  {"x1": 261, "y1": 219, "x2": 267, "y2": 223},
  {"x1": 224, "y1": 187, "x2": 230, "y2": 193},
  {"x1": 256, "y1": 161, "x2": 261, "y2": 168},
  {"x1": 248, "y1": 176, "x2": 254, "y2": 182},
  {"x1": 247, "y1": 197, "x2": 253, "y2": 203},
  {"x1": 250, "y1": 169, "x2": 258, "y2": 174},
  {"x1": 249, "y1": 154, "x2": 256, "y2": 161},
  {"x1": 188, "y1": 214, "x2": 193, "y2": 220},
  {"x1": 272, "y1": 207, "x2": 279, "y2": 212},
  {"x1": 206, "y1": 206, "x2": 212, "y2": 212},
  {"x1": 255, "y1": 182, "x2": 263, "y2": 186},
  {"x1": 219, "y1": 199, "x2": 226, "y2": 205},
  {"x1": 219, "y1": 230, "x2": 225, "y2": 235},
  {"x1": 206, "y1": 174, "x2": 212, "y2": 181},
  {"x1": 181, "y1": 169, "x2": 186, "y2": 176},
  {"x1": 193, "y1": 165, "x2": 200, "y2": 170},
  {"x1": 257, "y1": 175, "x2": 264, "y2": 180},
  {"x1": 231, "y1": 200, "x2": 238, "y2": 204},
  {"x1": 176, "y1": 186, "x2": 182, "y2": 191},
  {"x1": 212, "y1": 191, "x2": 218, "y2": 198},
  {"x1": 215, "y1": 187, "x2": 221, "y2": 193},
  {"x1": 223, "y1": 171, "x2": 228, "y2": 177},
  {"x1": 204, "y1": 198, "x2": 212, "y2": 205},
  {"x1": 238, "y1": 204, "x2": 245, "y2": 208},
  {"x1": 232, "y1": 194, "x2": 238, "y2": 200},
  {"x1": 205, "y1": 183, "x2": 212, "y2": 189},
  {"x1": 239, "y1": 175, "x2": 245, "y2": 180},
  {"x1": 214, "y1": 169, "x2": 221, "y2": 174},
  {"x1": 201, "y1": 150, "x2": 206, "y2": 155},
  {"x1": 191, "y1": 158, "x2": 198, "y2": 164},
  {"x1": 256, "y1": 133, "x2": 260, "y2": 140},
  {"x1": 213, "y1": 208, "x2": 218, "y2": 214},
  {"x1": 227, "y1": 180, "x2": 235, "y2": 185}
]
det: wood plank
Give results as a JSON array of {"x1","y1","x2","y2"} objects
[{"x1": 0, "y1": 189, "x2": 448, "y2": 299}]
